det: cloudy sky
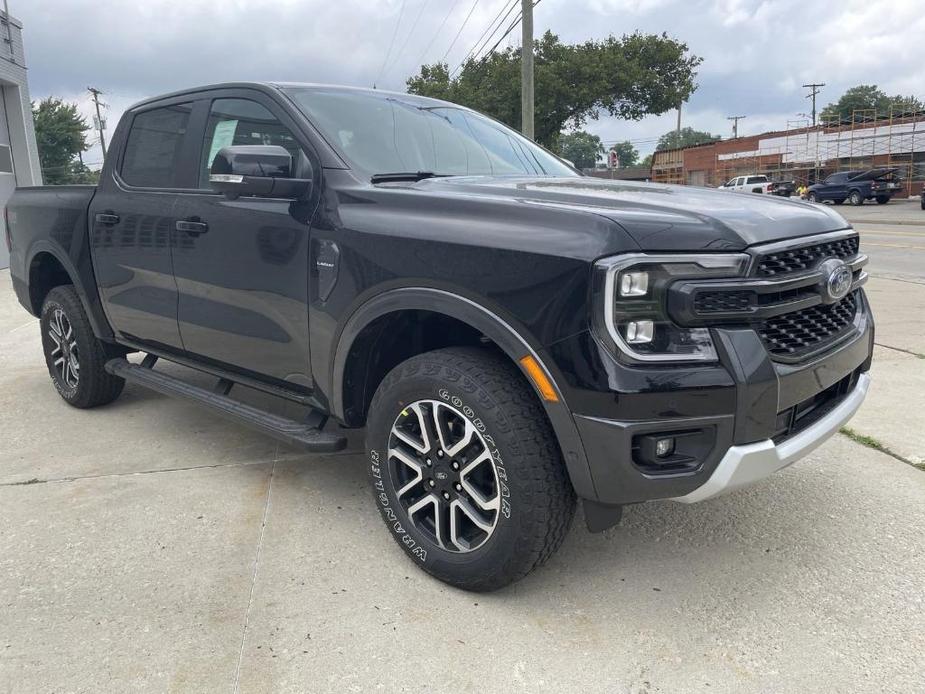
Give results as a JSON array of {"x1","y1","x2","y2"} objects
[{"x1": 16, "y1": 0, "x2": 925, "y2": 169}]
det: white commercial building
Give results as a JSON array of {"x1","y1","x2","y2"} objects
[{"x1": 0, "y1": 9, "x2": 42, "y2": 269}]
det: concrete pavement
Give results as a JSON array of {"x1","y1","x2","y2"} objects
[{"x1": 1, "y1": 257, "x2": 924, "y2": 692}]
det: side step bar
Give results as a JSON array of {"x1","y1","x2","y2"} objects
[{"x1": 105, "y1": 358, "x2": 347, "y2": 453}]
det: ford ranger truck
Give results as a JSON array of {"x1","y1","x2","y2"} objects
[{"x1": 6, "y1": 83, "x2": 873, "y2": 591}]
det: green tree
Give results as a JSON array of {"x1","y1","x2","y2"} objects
[
  {"x1": 820, "y1": 85, "x2": 925, "y2": 123},
  {"x1": 408, "y1": 31, "x2": 701, "y2": 150},
  {"x1": 655, "y1": 126, "x2": 720, "y2": 151},
  {"x1": 640, "y1": 153, "x2": 653, "y2": 168},
  {"x1": 32, "y1": 97, "x2": 93, "y2": 185},
  {"x1": 611, "y1": 140, "x2": 639, "y2": 167},
  {"x1": 558, "y1": 130, "x2": 604, "y2": 169}
]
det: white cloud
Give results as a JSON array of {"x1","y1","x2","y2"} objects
[{"x1": 16, "y1": 0, "x2": 925, "y2": 164}]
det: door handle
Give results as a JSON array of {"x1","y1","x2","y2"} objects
[
  {"x1": 176, "y1": 220, "x2": 209, "y2": 235},
  {"x1": 95, "y1": 213, "x2": 120, "y2": 225}
]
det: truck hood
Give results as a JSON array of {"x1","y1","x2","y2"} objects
[{"x1": 413, "y1": 176, "x2": 851, "y2": 252}]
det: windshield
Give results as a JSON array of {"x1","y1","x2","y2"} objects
[{"x1": 282, "y1": 87, "x2": 577, "y2": 179}]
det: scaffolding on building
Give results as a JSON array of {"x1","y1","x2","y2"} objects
[{"x1": 656, "y1": 107, "x2": 925, "y2": 196}]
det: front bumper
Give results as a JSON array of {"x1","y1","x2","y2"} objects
[
  {"x1": 672, "y1": 372, "x2": 869, "y2": 503},
  {"x1": 558, "y1": 290, "x2": 873, "y2": 506}
]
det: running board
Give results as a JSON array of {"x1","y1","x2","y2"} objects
[{"x1": 105, "y1": 358, "x2": 347, "y2": 453}]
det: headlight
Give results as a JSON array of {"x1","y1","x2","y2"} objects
[{"x1": 594, "y1": 253, "x2": 749, "y2": 363}]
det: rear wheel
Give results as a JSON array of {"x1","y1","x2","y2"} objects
[
  {"x1": 849, "y1": 190, "x2": 864, "y2": 206},
  {"x1": 876, "y1": 195, "x2": 889, "y2": 204},
  {"x1": 40, "y1": 286, "x2": 124, "y2": 408},
  {"x1": 366, "y1": 347, "x2": 575, "y2": 591}
]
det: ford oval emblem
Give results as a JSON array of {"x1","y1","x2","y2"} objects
[{"x1": 819, "y1": 258, "x2": 852, "y2": 303}]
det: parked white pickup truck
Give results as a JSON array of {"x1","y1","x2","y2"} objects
[{"x1": 719, "y1": 175, "x2": 773, "y2": 194}]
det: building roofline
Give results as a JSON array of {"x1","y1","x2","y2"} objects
[{"x1": 0, "y1": 10, "x2": 23, "y2": 29}]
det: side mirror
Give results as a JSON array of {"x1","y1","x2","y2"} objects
[{"x1": 210, "y1": 145, "x2": 311, "y2": 200}]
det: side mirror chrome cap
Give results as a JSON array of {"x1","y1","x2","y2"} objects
[{"x1": 209, "y1": 174, "x2": 244, "y2": 184}]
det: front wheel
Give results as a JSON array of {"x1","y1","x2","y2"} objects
[
  {"x1": 366, "y1": 347, "x2": 575, "y2": 591},
  {"x1": 40, "y1": 285, "x2": 125, "y2": 408},
  {"x1": 807, "y1": 192, "x2": 818, "y2": 203}
]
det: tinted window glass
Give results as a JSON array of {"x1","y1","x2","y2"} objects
[
  {"x1": 121, "y1": 104, "x2": 192, "y2": 187},
  {"x1": 200, "y1": 99, "x2": 301, "y2": 187},
  {"x1": 746, "y1": 176, "x2": 767, "y2": 184},
  {"x1": 825, "y1": 173, "x2": 847, "y2": 184},
  {"x1": 283, "y1": 88, "x2": 574, "y2": 178}
]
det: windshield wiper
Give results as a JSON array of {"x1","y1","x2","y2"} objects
[{"x1": 370, "y1": 171, "x2": 449, "y2": 184}]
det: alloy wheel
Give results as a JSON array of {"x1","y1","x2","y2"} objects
[
  {"x1": 48, "y1": 308, "x2": 79, "y2": 389},
  {"x1": 387, "y1": 400, "x2": 500, "y2": 553}
]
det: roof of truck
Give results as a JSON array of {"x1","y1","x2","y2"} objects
[{"x1": 128, "y1": 81, "x2": 451, "y2": 111}]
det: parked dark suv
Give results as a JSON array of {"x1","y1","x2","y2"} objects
[
  {"x1": 807, "y1": 168, "x2": 903, "y2": 205},
  {"x1": 6, "y1": 83, "x2": 873, "y2": 591}
]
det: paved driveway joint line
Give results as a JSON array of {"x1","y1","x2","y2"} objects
[{"x1": 232, "y1": 452, "x2": 277, "y2": 694}]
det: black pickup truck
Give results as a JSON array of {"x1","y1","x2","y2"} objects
[
  {"x1": 6, "y1": 83, "x2": 873, "y2": 591},
  {"x1": 806, "y1": 168, "x2": 903, "y2": 205}
]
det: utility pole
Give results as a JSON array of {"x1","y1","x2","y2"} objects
[
  {"x1": 727, "y1": 115, "x2": 746, "y2": 139},
  {"x1": 676, "y1": 101, "x2": 682, "y2": 137},
  {"x1": 520, "y1": 0, "x2": 534, "y2": 139},
  {"x1": 87, "y1": 87, "x2": 107, "y2": 159},
  {"x1": 802, "y1": 82, "x2": 825, "y2": 126}
]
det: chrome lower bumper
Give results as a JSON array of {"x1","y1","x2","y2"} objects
[{"x1": 672, "y1": 372, "x2": 870, "y2": 504}]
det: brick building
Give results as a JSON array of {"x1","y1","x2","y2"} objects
[{"x1": 651, "y1": 113, "x2": 925, "y2": 198}]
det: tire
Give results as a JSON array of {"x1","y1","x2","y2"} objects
[
  {"x1": 834, "y1": 198, "x2": 845, "y2": 205},
  {"x1": 807, "y1": 192, "x2": 818, "y2": 203},
  {"x1": 921, "y1": 196, "x2": 925, "y2": 210},
  {"x1": 849, "y1": 190, "x2": 864, "y2": 206},
  {"x1": 40, "y1": 285, "x2": 125, "y2": 408},
  {"x1": 876, "y1": 196, "x2": 889, "y2": 204},
  {"x1": 366, "y1": 347, "x2": 576, "y2": 591}
]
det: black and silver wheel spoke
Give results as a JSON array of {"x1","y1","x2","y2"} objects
[
  {"x1": 388, "y1": 399, "x2": 500, "y2": 553},
  {"x1": 48, "y1": 308, "x2": 79, "y2": 389}
]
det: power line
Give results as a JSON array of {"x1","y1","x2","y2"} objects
[
  {"x1": 454, "y1": 0, "x2": 517, "y2": 74},
  {"x1": 412, "y1": 0, "x2": 460, "y2": 69},
  {"x1": 442, "y1": 0, "x2": 481, "y2": 61},
  {"x1": 480, "y1": 7, "x2": 522, "y2": 60},
  {"x1": 384, "y1": 0, "x2": 430, "y2": 80},
  {"x1": 375, "y1": 0, "x2": 407, "y2": 87}
]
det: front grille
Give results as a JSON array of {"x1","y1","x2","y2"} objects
[
  {"x1": 755, "y1": 236, "x2": 859, "y2": 276},
  {"x1": 757, "y1": 292, "x2": 858, "y2": 358},
  {"x1": 694, "y1": 290, "x2": 753, "y2": 313}
]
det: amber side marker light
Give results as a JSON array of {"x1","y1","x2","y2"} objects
[{"x1": 518, "y1": 355, "x2": 559, "y2": 403}]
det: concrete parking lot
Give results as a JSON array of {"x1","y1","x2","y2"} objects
[{"x1": 1, "y1": 210, "x2": 924, "y2": 692}]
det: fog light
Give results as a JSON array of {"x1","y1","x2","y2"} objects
[
  {"x1": 619, "y1": 271, "x2": 649, "y2": 297},
  {"x1": 655, "y1": 437, "x2": 675, "y2": 457},
  {"x1": 625, "y1": 320, "x2": 654, "y2": 344}
]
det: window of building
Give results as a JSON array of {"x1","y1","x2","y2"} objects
[
  {"x1": 0, "y1": 144, "x2": 12, "y2": 174},
  {"x1": 121, "y1": 103, "x2": 192, "y2": 188}
]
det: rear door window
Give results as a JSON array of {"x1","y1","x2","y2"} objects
[{"x1": 121, "y1": 103, "x2": 193, "y2": 188}]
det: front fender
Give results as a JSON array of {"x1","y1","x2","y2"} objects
[{"x1": 330, "y1": 287, "x2": 598, "y2": 500}]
